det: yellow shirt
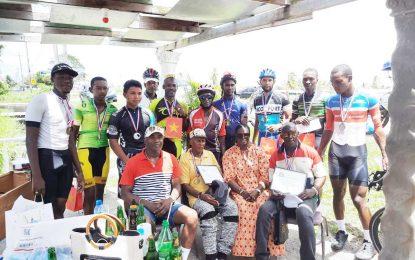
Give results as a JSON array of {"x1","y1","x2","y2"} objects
[{"x1": 179, "y1": 149, "x2": 220, "y2": 207}]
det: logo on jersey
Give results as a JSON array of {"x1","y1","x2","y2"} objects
[{"x1": 255, "y1": 104, "x2": 282, "y2": 113}]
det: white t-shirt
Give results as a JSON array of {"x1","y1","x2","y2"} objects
[{"x1": 25, "y1": 92, "x2": 73, "y2": 150}]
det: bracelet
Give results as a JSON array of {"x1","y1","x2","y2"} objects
[
  {"x1": 255, "y1": 188, "x2": 262, "y2": 194},
  {"x1": 239, "y1": 189, "x2": 245, "y2": 195},
  {"x1": 312, "y1": 187, "x2": 319, "y2": 196}
]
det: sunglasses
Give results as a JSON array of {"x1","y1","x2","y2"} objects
[
  {"x1": 236, "y1": 133, "x2": 250, "y2": 139},
  {"x1": 199, "y1": 94, "x2": 214, "y2": 100}
]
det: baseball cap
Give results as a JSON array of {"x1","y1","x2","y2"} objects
[
  {"x1": 189, "y1": 128, "x2": 206, "y2": 139},
  {"x1": 145, "y1": 125, "x2": 165, "y2": 138},
  {"x1": 51, "y1": 63, "x2": 78, "y2": 78}
]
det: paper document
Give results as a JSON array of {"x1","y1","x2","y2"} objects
[
  {"x1": 296, "y1": 118, "x2": 322, "y2": 134},
  {"x1": 270, "y1": 168, "x2": 307, "y2": 195},
  {"x1": 197, "y1": 165, "x2": 224, "y2": 184}
]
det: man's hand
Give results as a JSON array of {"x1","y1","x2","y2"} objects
[
  {"x1": 294, "y1": 116, "x2": 311, "y2": 126},
  {"x1": 240, "y1": 190, "x2": 254, "y2": 202},
  {"x1": 248, "y1": 190, "x2": 260, "y2": 201},
  {"x1": 200, "y1": 193, "x2": 219, "y2": 206},
  {"x1": 154, "y1": 198, "x2": 174, "y2": 217},
  {"x1": 144, "y1": 200, "x2": 159, "y2": 214},
  {"x1": 32, "y1": 174, "x2": 45, "y2": 195},
  {"x1": 298, "y1": 188, "x2": 317, "y2": 200},
  {"x1": 382, "y1": 155, "x2": 389, "y2": 170},
  {"x1": 76, "y1": 172, "x2": 85, "y2": 192},
  {"x1": 270, "y1": 190, "x2": 285, "y2": 201},
  {"x1": 267, "y1": 123, "x2": 282, "y2": 133},
  {"x1": 176, "y1": 104, "x2": 186, "y2": 117}
]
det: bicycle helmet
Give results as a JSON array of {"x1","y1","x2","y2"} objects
[
  {"x1": 382, "y1": 61, "x2": 391, "y2": 71},
  {"x1": 220, "y1": 72, "x2": 237, "y2": 86},
  {"x1": 259, "y1": 68, "x2": 276, "y2": 79},
  {"x1": 197, "y1": 84, "x2": 216, "y2": 96},
  {"x1": 143, "y1": 68, "x2": 159, "y2": 83}
]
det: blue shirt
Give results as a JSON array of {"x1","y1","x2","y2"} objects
[{"x1": 213, "y1": 97, "x2": 247, "y2": 136}]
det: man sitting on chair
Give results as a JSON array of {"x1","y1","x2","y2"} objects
[{"x1": 255, "y1": 122, "x2": 327, "y2": 260}]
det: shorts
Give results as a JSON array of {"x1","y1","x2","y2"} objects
[
  {"x1": 328, "y1": 142, "x2": 368, "y2": 186},
  {"x1": 78, "y1": 147, "x2": 110, "y2": 189},
  {"x1": 38, "y1": 148, "x2": 73, "y2": 203},
  {"x1": 143, "y1": 203, "x2": 183, "y2": 227}
]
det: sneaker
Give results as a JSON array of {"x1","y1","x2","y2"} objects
[
  {"x1": 331, "y1": 230, "x2": 348, "y2": 251},
  {"x1": 355, "y1": 240, "x2": 376, "y2": 260}
]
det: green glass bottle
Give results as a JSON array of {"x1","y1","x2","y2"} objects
[
  {"x1": 136, "y1": 203, "x2": 146, "y2": 226},
  {"x1": 47, "y1": 247, "x2": 57, "y2": 260},
  {"x1": 105, "y1": 219, "x2": 114, "y2": 236},
  {"x1": 128, "y1": 204, "x2": 138, "y2": 230},
  {"x1": 145, "y1": 236, "x2": 159, "y2": 260},
  {"x1": 157, "y1": 220, "x2": 173, "y2": 260},
  {"x1": 116, "y1": 205, "x2": 127, "y2": 231},
  {"x1": 170, "y1": 230, "x2": 182, "y2": 260}
]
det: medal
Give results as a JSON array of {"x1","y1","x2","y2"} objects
[
  {"x1": 262, "y1": 92, "x2": 273, "y2": 124},
  {"x1": 57, "y1": 95, "x2": 73, "y2": 136},
  {"x1": 226, "y1": 119, "x2": 231, "y2": 126},
  {"x1": 93, "y1": 100, "x2": 108, "y2": 141},
  {"x1": 125, "y1": 106, "x2": 141, "y2": 140},
  {"x1": 222, "y1": 98, "x2": 235, "y2": 127},
  {"x1": 339, "y1": 122, "x2": 346, "y2": 133},
  {"x1": 164, "y1": 98, "x2": 177, "y2": 117},
  {"x1": 339, "y1": 94, "x2": 355, "y2": 132}
]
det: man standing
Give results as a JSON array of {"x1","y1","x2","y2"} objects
[
  {"x1": 317, "y1": 64, "x2": 388, "y2": 259},
  {"x1": 25, "y1": 63, "x2": 84, "y2": 219},
  {"x1": 73, "y1": 77, "x2": 117, "y2": 214},
  {"x1": 292, "y1": 68, "x2": 327, "y2": 148},
  {"x1": 149, "y1": 75, "x2": 188, "y2": 157},
  {"x1": 188, "y1": 85, "x2": 226, "y2": 163},
  {"x1": 140, "y1": 68, "x2": 159, "y2": 108},
  {"x1": 107, "y1": 80, "x2": 155, "y2": 197},
  {"x1": 256, "y1": 123, "x2": 326, "y2": 260},
  {"x1": 213, "y1": 73, "x2": 247, "y2": 150},
  {"x1": 120, "y1": 126, "x2": 198, "y2": 260},
  {"x1": 180, "y1": 128, "x2": 238, "y2": 260},
  {"x1": 253, "y1": 68, "x2": 291, "y2": 144}
]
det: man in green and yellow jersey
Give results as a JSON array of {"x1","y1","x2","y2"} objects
[
  {"x1": 73, "y1": 76, "x2": 117, "y2": 214},
  {"x1": 292, "y1": 68, "x2": 328, "y2": 148},
  {"x1": 149, "y1": 75, "x2": 188, "y2": 158}
]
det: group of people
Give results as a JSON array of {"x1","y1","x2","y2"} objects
[{"x1": 25, "y1": 62, "x2": 387, "y2": 260}]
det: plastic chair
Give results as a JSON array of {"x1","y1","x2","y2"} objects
[{"x1": 286, "y1": 205, "x2": 328, "y2": 260}]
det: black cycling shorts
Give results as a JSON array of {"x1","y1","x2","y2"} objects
[
  {"x1": 38, "y1": 148, "x2": 73, "y2": 203},
  {"x1": 328, "y1": 142, "x2": 368, "y2": 186}
]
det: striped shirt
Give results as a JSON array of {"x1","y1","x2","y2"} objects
[
  {"x1": 119, "y1": 150, "x2": 181, "y2": 202},
  {"x1": 325, "y1": 92, "x2": 382, "y2": 146}
]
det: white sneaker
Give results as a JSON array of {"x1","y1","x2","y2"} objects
[{"x1": 355, "y1": 240, "x2": 376, "y2": 260}]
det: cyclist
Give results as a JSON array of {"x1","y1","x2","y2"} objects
[
  {"x1": 107, "y1": 79, "x2": 155, "y2": 197},
  {"x1": 252, "y1": 68, "x2": 291, "y2": 144},
  {"x1": 140, "y1": 68, "x2": 159, "y2": 108},
  {"x1": 213, "y1": 72, "x2": 248, "y2": 150},
  {"x1": 73, "y1": 76, "x2": 117, "y2": 214},
  {"x1": 149, "y1": 75, "x2": 188, "y2": 157},
  {"x1": 317, "y1": 64, "x2": 388, "y2": 259}
]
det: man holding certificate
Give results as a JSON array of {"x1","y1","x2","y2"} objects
[
  {"x1": 255, "y1": 123, "x2": 326, "y2": 260},
  {"x1": 292, "y1": 68, "x2": 327, "y2": 148}
]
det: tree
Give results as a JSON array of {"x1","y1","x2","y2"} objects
[
  {"x1": 286, "y1": 72, "x2": 301, "y2": 90},
  {"x1": 5, "y1": 75, "x2": 17, "y2": 89}
]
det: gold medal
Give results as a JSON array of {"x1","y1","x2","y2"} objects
[{"x1": 226, "y1": 119, "x2": 231, "y2": 126}]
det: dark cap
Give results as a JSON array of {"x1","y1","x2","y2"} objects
[{"x1": 51, "y1": 63, "x2": 78, "y2": 78}]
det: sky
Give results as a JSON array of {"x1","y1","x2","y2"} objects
[{"x1": 0, "y1": 0, "x2": 396, "y2": 91}]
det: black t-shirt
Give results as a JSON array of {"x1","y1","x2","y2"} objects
[{"x1": 107, "y1": 106, "x2": 154, "y2": 153}]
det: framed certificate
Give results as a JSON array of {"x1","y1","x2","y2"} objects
[
  {"x1": 196, "y1": 165, "x2": 224, "y2": 184},
  {"x1": 270, "y1": 168, "x2": 306, "y2": 195}
]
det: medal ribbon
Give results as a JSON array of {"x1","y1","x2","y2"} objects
[
  {"x1": 190, "y1": 149, "x2": 201, "y2": 177},
  {"x1": 261, "y1": 92, "x2": 273, "y2": 119},
  {"x1": 283, "y1": 146, "x2": 298, "y2": 171},
  {"x1": 222, "y1": 97, "x2": 235, "y2": 121},
  {"x1": 164, "y1": 98, "x2": 177, "y2": 117},
  {"x1": 93, "y1": 100, "x2": 108, "y2": 138},
  {"x1": 57, "y1": 96, "x2": 73, "y2": 126},
  {"x1": 203, "y1": 109, "x2": 214, "y2": 130},
  {"x1": 125, "y1": 106, "x2": 140, "y2": 133},
  {"x1": 339, "y1": 94, "x2": 355, "y2": 122},
  {"x1": 302, "y1": 93, "x2": 316, "y2": 117}
]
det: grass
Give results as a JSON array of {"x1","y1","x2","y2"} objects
[
  {"x1": 320, "y1": 136, "x2": 385, "y2": 237},
  {"x1": 0, "y1": 116, "x2": 25, "y2": 172}
]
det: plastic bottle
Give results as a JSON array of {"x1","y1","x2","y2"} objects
[
  {"x1": 136, "y1": 203, "x2": 146, "y2": 225},
  {"x1": 170, "y1": 230, "x2": 182, "y2": 260},
  {"x1": 93, "y1": 199, "x2": 104, "y2": 214},
  {"x1": 116, "y1": 205, "x2": 127, "y2": 231},
  {"x1": 145, "y1": 236, "x2": 159, "y2": 260},
  {"x1": 157, "y1": 220, "x2": 173, "y2": 260}
]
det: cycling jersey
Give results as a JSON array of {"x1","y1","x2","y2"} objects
[
  {"x1": 213, "y1": 97, "x2": 247, "y2": 136},
  {"x1": 73, "y1": 98, "x2": 117, "y2": 149},
  {"x1": 149, "y1": 98, "x2": 188, "y2": 157},
  {"x1": 107, "y1": 106, "x2": 155, "y2": 154}
]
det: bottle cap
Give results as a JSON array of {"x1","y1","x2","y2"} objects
[
  {"x1": 95, "y1": 200, "x2": 103, "y2": 206},
  {"x1": 162, "y1": 219, "x2": 169, "y2": 227}
]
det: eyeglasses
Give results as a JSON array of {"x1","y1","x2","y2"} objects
[
  {"x1": 199, "y1": 94, "x2": 214, "y2": 100},
  {"x1": 236, "y1": 133, "x2": 250, "y2": 139}
]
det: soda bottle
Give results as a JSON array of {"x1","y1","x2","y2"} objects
[
  {"x1": 129, "y1": 204, "x2": 138, "y2": 230},
  {"x1": 116, "y1": 205, "x2": 127, "y2": 231},
  {"x1": 157, "y1": 220, "x2": 173, "y2": 260},
  {"x1": 47, "y1": 247, "x2": 57, "y2": 260},
  {"x1": 170, "y1": 230, "x2": 182, "y2": 260},
  {"x1": 136, "y1": 203, "x2": 146, "y2": 226},
  {"x1": 145, "y1": 236, "x2": 159, "y2": 260},
  {"x1": 105, "y1": 219, "x2": 114, "y2": 236}
]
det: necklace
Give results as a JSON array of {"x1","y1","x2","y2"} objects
[
  {"x1": 125, "y1": 106, "x2": 141, "y2": 140},
  {"x1": 261, "y1": 92, "x2": 273, "y2": 123},
  {"x1": 93, "y1": 100, "x2": 108, "y2": 140},
  {"x1": 283, "y1": 146, "x2": 298, "y2": 170}
]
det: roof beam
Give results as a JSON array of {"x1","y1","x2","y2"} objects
[
  {"x1": 0, "y1": 0, "x2": 168, "y2": 15},
  {"x1": 253, "y1": 0, "x2": 290, "y2": 5},
  {"x1": 158, "y1": 0, "x2": 357, "y2": 51},
  {"x1": 0, "y1": 33, "x2": 41, "y2": 42},
  {"x1": 138, "y1": 16, "x2": 201, "y2": 33}
]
